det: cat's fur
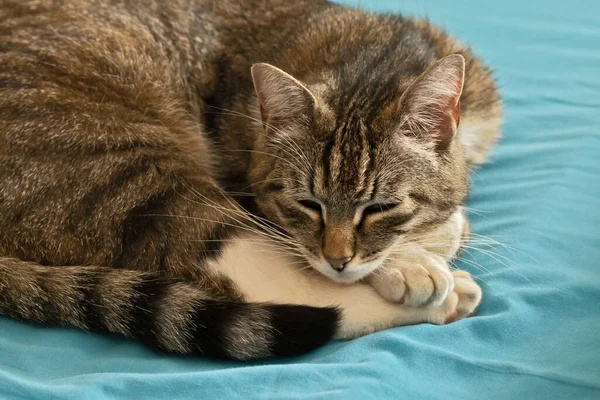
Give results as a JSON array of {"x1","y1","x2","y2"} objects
[{"x1": 0, "y1": 0, "x2": 500, "y2": 360}]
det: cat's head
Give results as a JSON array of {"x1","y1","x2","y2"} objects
[{"x1": 249, "y1": 54, "x2": 468, "y2": 283}]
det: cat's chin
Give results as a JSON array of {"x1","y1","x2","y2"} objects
[{"x1": 308, "y1": 259, "x2": 383, "y2": 284}]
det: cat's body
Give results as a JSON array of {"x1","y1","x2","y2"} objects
[{"x1": 0, "y1": 0, "x2": 500, "y2": 360}]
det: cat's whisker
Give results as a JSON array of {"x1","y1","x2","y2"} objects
[
  {"x1": 245, "y1": 247, "x2": 306, "y2": 260},
  {"x1": 138, "y1": 212, "x2": 298, "y2": 250},
  {"x1": 460, "y1": 248, "x2": 533, "y2": 284},
  {"x1": 239, "y1": 177, "x2": 284, "y2": 192},
  {"x1": 462, "y1": 232, "x2": 539, "y2": 267},
  {"x1": 468, "y1": 233, "x2": 539, "y2": 264},
  {"x1": 173, "y1": 186, "x2": 272, "y2": 237},
  {"x1": 294, "y1": 264, "x2": 321, "y2": 274},
  {"x1": 400, "y1": 236, "x2": 532, "y2": 283},
  {"x1": 387, "y1": 235, "x2": 507, "y2": 284},
  {"x1": 462, "y1": 206, "x2": 495, "y2": 214},
  {"x1": 270, "y1": 134, "x2": 313, "y2": 173},
  {"x1": 222, "y1": 149, "x2": 309, "y2": 178},
  {"x1": 204, "y1": 105, "x2": 313, "y2": 172},
  {"x1": 222, "y1": 191, "x2": 256, "y2": 197},
  {"x1": 465, "y1": 165, "x2": 483, "y2": 180},
  {"x1": 183, "y1": 238, "x2": 304, "y2": 256},
  {"x1": 462, "y1": 247, "x2": 533, "y2": 284},
  {"x1": 175, "y1": 178, "x2": 301, "y2": 249},
  {"x1": 462, "y1": 208, "x2": 491, "y2": 219},
  {"x1": 449, "y1": 262, "x2": 491, "y2": 285},
  {"x1": 451, "y1": 253, "x2": 496, "y2": 283}
]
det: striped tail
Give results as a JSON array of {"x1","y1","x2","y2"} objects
[{"x1": 0, "y1": 258, "x2": 340, "y2": 360}]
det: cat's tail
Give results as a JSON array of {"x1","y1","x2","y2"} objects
[{"x1": 0, "y1": 257, "x2": 339, "y2": 360}]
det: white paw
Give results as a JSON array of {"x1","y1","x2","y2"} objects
[
  {"x1": 451, "y1": 270, "x2": 482, "y2": 320},
  {"x1": 368, "y1": 255, "x2": 454, "y2": 307},
  {"x1": 425, "y1": 270, "x2": 482, "y2": 324}
]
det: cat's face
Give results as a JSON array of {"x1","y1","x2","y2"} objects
[{"x1": 249, "y1": 55, "x2": 468, "y2": 283}]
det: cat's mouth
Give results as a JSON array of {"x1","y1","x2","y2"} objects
[{"x1": 308, "y1": 257, "x2": 384, "y2": 284}]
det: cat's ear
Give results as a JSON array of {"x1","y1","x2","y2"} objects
[
  {"x1": 398, "y1": 54, "x2": 465, "y2": 150},
  {"x1": 251, "y1": 63, "x2": 316, "y2": 130}
]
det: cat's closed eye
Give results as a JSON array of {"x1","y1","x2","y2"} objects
[
  {"x1": 297, "y1": 199, "x2": 322, "y2": 214},
  {"x1": 362, "y1": 203, "x2": 399, "y2": 216}
]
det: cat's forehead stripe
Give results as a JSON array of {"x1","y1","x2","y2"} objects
[{"x1": 321, "y1": 115, "x2": 373, "y2": 201}]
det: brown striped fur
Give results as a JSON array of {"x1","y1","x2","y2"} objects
[{"x1": 0, "y1": 0, "x2": 500, "y2": 359}]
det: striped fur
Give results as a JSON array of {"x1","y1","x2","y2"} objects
[
  {"x1": 0, "y1": 0, "x2": 498, "y2": 359},
  {"x1": 0, "y1": 258, "x2": 339, "y2": 360}
]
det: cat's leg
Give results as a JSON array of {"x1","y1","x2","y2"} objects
[
  {"x1": 213, "y1": 233, "x2": 481, "y2": 338},
  {"x1": 367, "y1": 209, "x2": 481, "y2": 312},
  {"x1": 333, "y1": 269, "x2": 481, "y2": 338},
  {"x1": 367, "y1": 252, "x2": 455, "y2": 307}
]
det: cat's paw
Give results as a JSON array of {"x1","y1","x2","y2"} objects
[
  {"x1": 450, "y1": 270, "x2": 482, "y2": 320},
  {"x1": 426, "y1": 269, "x2": 482, "y2": 324},
  {"x1": 367, "y1": 255, "x2": 454, "y2": 307}
]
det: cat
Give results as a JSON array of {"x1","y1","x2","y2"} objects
[{"x1": 0, "y1": 0, "x2": 501, "y2": 360}]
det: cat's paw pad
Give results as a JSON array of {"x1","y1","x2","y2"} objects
[{"x1": 368, "y1": 256, "x2": 454, "y2": 307}]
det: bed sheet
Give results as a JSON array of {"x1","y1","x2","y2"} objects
[{"x1": 1, "y1": 0, "x2": 599, "y2": 398}]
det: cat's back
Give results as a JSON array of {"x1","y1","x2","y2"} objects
[
  {"x1": 0, "y1": 0, "x2": 223, "y2": 263},
  {"x1": 0, "y1": 0, "x2": 226, "y2": 108}
]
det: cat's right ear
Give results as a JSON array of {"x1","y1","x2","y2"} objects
[{"x1": 251, "y1": 63, "x2": 316, "y2": 131}]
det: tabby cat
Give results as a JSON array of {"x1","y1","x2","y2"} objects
[{"x1": 0, "y1": 0, "x2": 501, "y2": 360}]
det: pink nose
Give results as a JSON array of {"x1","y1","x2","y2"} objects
[{"x1": 325, "y1": 256, "x2": 352, "y2": 272}]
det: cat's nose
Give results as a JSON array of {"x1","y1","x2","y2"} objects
[{"x1": 325, "y1": 256, "x2": 352, "y2": 272}]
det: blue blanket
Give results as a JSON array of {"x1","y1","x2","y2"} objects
[{"x1": 2, "y1": 1, "x2": 599, "y2": 399}]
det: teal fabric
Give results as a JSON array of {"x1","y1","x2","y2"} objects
[{"x1": 2, "y1": 1, "x2": 599, "y2": 398}]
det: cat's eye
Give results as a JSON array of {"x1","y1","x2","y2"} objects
[
  {"x1": 297, "y1": 199, "x2": 322, "y2": 213},
  {"x1": 362, "y1": 203, "x2": 399, "y2": 216}
]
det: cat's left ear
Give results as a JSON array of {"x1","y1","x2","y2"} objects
[
  {"x1": 397, "y1": 54, "x2": 465, "y2": 150},
  {"x1": 251, "y1": 63, "x2": 316, "y2": 132}
]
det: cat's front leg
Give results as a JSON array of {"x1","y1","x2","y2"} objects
[
  {"x1": 367, "y1": 256, "x2": 481, "y2": 321},
  {"x1": 367, "y1": 251, "x2": 455, "y2": 307},
  {"x1": 367, "y1": 210, "x2": 481, "y2": 314}
]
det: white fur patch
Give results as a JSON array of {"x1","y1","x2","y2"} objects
[
  {"x1": 397, "y1": 208, "x2": 465, "y2": 260},
  {"x1": 208, "y1": 232, "x2": 472, "y2": 339},
  {"x1": 458, "y1": 114, "x2": 502, "y2": 165}
]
